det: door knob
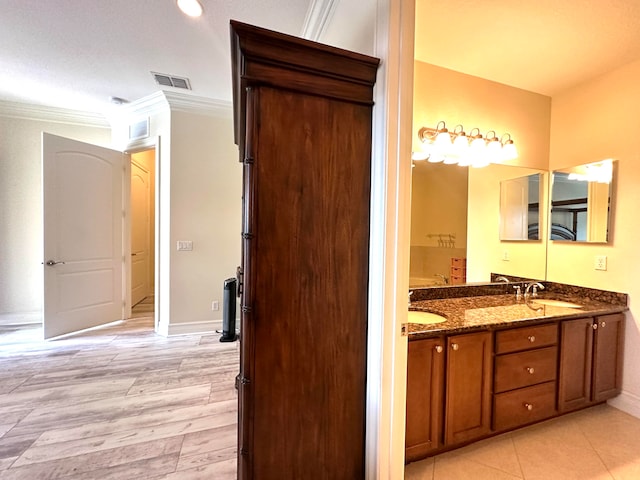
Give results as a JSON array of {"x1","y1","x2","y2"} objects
[
  {"x1": 435, "y1": 345, "x2": 443, "y2": 353},
  {"x1": 45, "y1": 260, "x2": 66, "y2": 266},
  {"x1": 526, "y1": 367, "x2": 535, "y2": 374},
  {"x1": 524, "y1": 403, "x2": 533, "y2": 411}
]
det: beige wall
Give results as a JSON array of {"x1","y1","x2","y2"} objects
[
  {"x1": 168, "y1": 109, "x2": 241, "y2": 328},
  {"x1": 0, "y1": 112, "x2": 111, "y2": 324},
  {"x1": 412, "y1": 62, "x2": 551, "y2": 282},
  {"x1": 549, "y1": 58, "x2": 640, "y2": 416}
]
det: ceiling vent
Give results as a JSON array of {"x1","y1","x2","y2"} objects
[{"x1": 151, "y1": 72, "x2": 192, "y2": 90}]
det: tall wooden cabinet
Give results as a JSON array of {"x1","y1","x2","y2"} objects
[{"x1": 230, "y1": 21, "x2": 379, "y2": 479}]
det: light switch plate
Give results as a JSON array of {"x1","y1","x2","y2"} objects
[
  {"x1": 594, "y1": 255, "x2": 607, "y2": 271},
  {"x1": 177, "y1": 240, "x2": 193, "y2": 251},
  {"x1": 502, "y1": 250, "x2": 510, "y2": 261}
]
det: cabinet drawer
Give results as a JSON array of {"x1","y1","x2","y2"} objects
[
  {"x1": 493, "y1": 381, "x2": 556, "y2": 431},
  {"x1": 494, "y1": 346, "x2": 557, "y2": 393},
  {"x1": 450, "y1": 275, "x2": 466, "y2": 285},
  {"x1": 495, "y1": 323, "x2": 558, "y2": 354},
  {"x1": 450, "y1": 266, "x2": 465, "y2": 276},
  {"x1": 450, "y1": 257, "x2": 467, "y2": 267}
]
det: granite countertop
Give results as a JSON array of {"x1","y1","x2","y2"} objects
[{"x1": 408, "y1": 293, "x2": 628, "y2": 340}]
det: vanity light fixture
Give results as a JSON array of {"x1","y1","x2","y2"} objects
[
  {"x1": 412, "y1": 121, "x2": 518, "y2": 168},
  {"x1": 177, "y1": 0, "x2": 203, "y2": 17},
  {"x1": 567, "y1": 159, "x2": 613, "y2": 184}
]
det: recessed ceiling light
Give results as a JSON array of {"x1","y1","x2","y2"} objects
[{"x1": 177, "y1": 0, "x2": 203, "y2": 17}]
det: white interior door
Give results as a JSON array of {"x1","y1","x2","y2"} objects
[
  {"x1": 130, "y1": 159, "x2": 151, "y2": 306},
  {"x1": 43, "y1": 133, "x2": 126, "y2": 339}
]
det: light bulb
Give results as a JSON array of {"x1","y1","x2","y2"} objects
[
  {"x1": 502, "y1": 141, "x2": 518, "y2": 161},
  {"x1": 177, "y1": 0, "x2": 203, "y2": 17}
]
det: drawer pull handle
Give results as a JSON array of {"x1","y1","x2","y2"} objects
[
  {"x1": 592, "y1": 323, "x2": 598, "y2": 330},
  {"x1": 451, "y1": 343, "x2": 459, "y2": 351},
  {"x1": 528, "y1": 335, "x2": 536, "y2": 343},
  {"x1": 600, "y1": 321, "x2": 606, "y2": 328},
  {"x1": 526, "y1": 367, "x2": 535, "y2": 374},
  {"x1": 435, "y1": 345, "x2": 443, "y2": 354},
  {"x1": 524, "y1": 403, "x2": 533, "y2": 411}
]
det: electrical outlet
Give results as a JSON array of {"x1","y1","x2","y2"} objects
[
  {"x1": 502, "y1": 250, "x2": 510, "y2": 261},
  {"x1": 594, "y1": 255, "x2": 607, "y2": 271},
  {"x1": 177, "y1": 240, "x2": 193, "y2": 251},
  {"x1": 212, "y1": 301, "x2": 219, "y2": 311}
]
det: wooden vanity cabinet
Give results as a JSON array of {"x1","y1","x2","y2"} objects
[
  {"x1": 230, "y1": 21, "x2": 380, "y2": 479},
  {"x1": 405, "y1": 337, "x2": 445, "y2": 461},
  {"x1": 558, "y1": 313, "x2": 625, "y2": 413},
  {"x1": 444, "y1": 331, "x2": 493, "y2": 445}
]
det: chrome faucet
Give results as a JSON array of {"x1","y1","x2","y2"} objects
[
  {"x1": 495, "y1": 276, "x2": 510, "y2": 283},
  {"x1": 408, "y1": 290, "x2": 414, "y2": 307},
  {"x1": 525, "y1": 282, "x2": 544, "y2": 298}
]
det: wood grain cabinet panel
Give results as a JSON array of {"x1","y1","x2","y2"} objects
[
  {"x1": 445, "y1": 331, "x2": 493, "y2": 445},
  {"x1": 231, "y1": 21, "x2": 379, "y2": 480},
  {"x1": 405, "y1": 338, "x2": 445, "y2": 461},
  {"x1": 558, "y1": 317, "x2": 594, "y2": 412},
  {"x1": 495, "y1": 323, "x2": 558, "y2": 354},
  {"x1": 494, "y1": 381, "x2": 556, "y2": 431},
  {"x1": 593, "y1": 313, "x2": 625, "y2": 402},
  {"x1": 558, "y1": 313, "x2": 624, "y2": 413},
  {"x1": 494, "y1": 346, "x2": 557, "y2": 393}
]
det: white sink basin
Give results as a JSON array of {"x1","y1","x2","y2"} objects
[
  {"x1": 531, "y1": 299, "x2": 582, "y2": 308},
  {"x1": 408, "y1": 310, "x2": 447, "y2": 325}
]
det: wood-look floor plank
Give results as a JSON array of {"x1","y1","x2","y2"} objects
[
  {"x1": 12, "y1": 383, "x2": 212, "y2": 436},
  {"x1": 179, "y1": 423, "x2": 237, "y2": 457},
  {"x1": 175, "y1": 445, "x2": 237, "y2": 472},
  {"x1": 0, "y1": 306, "x2": 240, "y2": 478},
  {"x1": 33, "y1": 399, "x2": 236, "y2": 446},
  {"x1": 14, "y1": 410, "x2": 236, "y2": 466},
  {"x1": 0, "y1": 436, "x2": 183, "y2": 480},
  {"x1": 159, "y1": 457, "x2": 236, "y2": 480}
]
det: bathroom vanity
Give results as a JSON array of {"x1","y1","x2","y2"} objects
[{"x1": 405, "y1": 283, "x2": 627, "y2": 463}]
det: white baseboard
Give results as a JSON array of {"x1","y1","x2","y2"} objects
[
  {"x1": 166, "y1": 319, "x2": 223, "y2": 336},
  {"x1": 608, "y1": 390, "x2": 640, "y2": 419},
  {"x1": 0, "y1": 311, "x2": 41, "y2": 326}
]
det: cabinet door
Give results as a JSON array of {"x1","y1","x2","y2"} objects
[
  {"x1": 593, "y1": 313, "x2": 625, "y2": 402},
  {"x1": 558, "y1": 317, "x2": 594, "y2": 413},
  {"x1": 445, "y1": 331, "x2": 492, "y2": 445},
  {"x1": 405, "y1": 338, "x2": 445, "y2": 461}
]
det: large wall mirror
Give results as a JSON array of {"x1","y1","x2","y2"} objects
[
  {"x1": 410, "y1": 162, "x2": 548, "y2": 288},
  {"x1": 550, "y1": 159, "x2": 616, "y2": 243}
]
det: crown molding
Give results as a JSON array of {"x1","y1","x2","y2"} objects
[
  {"x1": 109, "y1": 91, "x2": 170, "y2": 121},
  {"x1": 0, "y1": 100, "x2": 109, "y2": 127},
  {"x1": 301, "y1": 0, "x2": 338, "y2": 41},
  {"x1": 163, "y1": 91, "x2": 232, "y2": 117}
]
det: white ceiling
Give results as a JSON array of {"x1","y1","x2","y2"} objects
[
  {"x1": 0, "y1": 0, "x2": 312, "y2": 114},
  {"x1": 415, "y1": 0, "x2": 640, "y2": 96},
  {"x1": 2, "y1": 0, "x2": 640, "y2": 117}
]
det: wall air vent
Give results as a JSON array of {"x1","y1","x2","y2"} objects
[{"x1": 151, "y1": 72, "x2": 192, "y2": 90}]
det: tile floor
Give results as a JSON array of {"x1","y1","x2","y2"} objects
[{"x1": 405, "y1": 404, "x2": 640, "y2": 480}]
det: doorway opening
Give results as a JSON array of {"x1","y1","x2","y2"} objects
[{"x1": 129, "y1": 148, "x2": 156, "y2": 322}]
